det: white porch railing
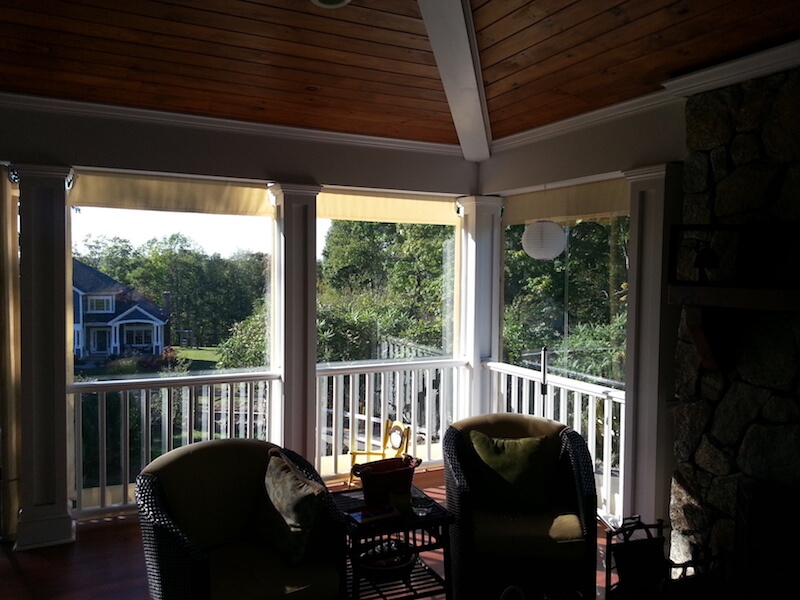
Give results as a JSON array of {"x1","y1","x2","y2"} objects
[
  {"x1": 68, "y1": 370, "x2": 280, "y2": 519},
  {"x1": 315, "y1": 357, "x2": 467, "y2": 479},
  {"x1": 484, "y1": 360, "x2": 626, "y2": 522},
  {"x1": 67, "y1": 358, "x2": 624, "y2": 523}
]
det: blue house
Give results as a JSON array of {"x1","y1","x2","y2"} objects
[{"x1": 72, "y1": 258, "x2": 166, "y2": 359}]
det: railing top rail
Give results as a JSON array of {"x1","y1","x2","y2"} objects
[
  {"x1": 483, "y1": 360, "x2": 545, "y2": 382},
  {"x1": 316, "y1": 356, "x2": 468, "y2": 377},
  {"x1": 69, "y1": 357, "x2": 468, "y2": 394},
  {"x1": 69, "y1": 369, "x2": 281, "y2": 393},
  {"x1": 483, "y1": 360, "x2": 624, "y2": 400}
]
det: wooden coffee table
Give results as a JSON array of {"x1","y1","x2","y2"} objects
[{"x1": 332, "y1": 485, "x2": 454, "y2": 600}]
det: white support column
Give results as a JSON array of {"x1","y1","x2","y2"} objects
[
  {"x1": 270, "y1": 183, "x2": 319, "y2": 461},
  {"x1": 457, "y1": 196, "x2": 503, "y2": 419},
  {"x1": 623, "y1": 163, "x2": 683, "y2": 523},
  {"x1": 14, "y1": 164, "x2": 76, "y2": 550}
]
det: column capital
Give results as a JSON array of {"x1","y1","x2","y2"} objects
[
  {"x1": 269, "y1": 182, "x2": 321, "y2": 203},
  {"x1": 456, "y1": 195, "x2": 503, "y2": 215},
  {"x1": 623, "y1": 164, "x2": 668, "y2": 182},
  {"x1": 11, "y1": 163, "x2": 74, "y2": 186}
]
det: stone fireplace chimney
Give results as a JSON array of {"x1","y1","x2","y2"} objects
[{"x1": 668, "y1": 66, "x2": 800, "y2": 594}]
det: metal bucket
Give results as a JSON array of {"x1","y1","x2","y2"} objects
[{"x1": 351, "y1": 455, "x2": 422, "y2": 507}]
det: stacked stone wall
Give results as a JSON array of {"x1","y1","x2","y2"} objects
[{"x1": 670, "y1": 66, "x2": 800, "y2": 580}]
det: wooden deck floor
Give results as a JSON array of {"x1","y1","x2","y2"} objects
[{"x1": 1, "y1": 469, "x2": 610, "y2": 599}]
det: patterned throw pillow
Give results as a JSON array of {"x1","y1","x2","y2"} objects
[{"x1": 265, "y1": 448, "x2": 326, "y2": 565}]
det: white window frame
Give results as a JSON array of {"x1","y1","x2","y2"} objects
[
  {"x1": 86, "y1": 295, "x2": 114, "y2": 313},
  {"x1": 124, "y1": 325, "x2": 152, "y2": 347}
]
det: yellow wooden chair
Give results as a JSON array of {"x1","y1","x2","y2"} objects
[{"x1": 348, "y1": 419, "x2": 411, "y2": 486}]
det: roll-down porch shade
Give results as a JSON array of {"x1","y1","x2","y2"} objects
[
  {"x1": 68, "y1": 170, "x2": 274, "y2": 216},
  {"x1": 317, "y1": 189, "x2": 459, "y2": 225},
  {"x1": 69, "y1": 171, "x2": 461, "y2": 225},
  {"x1": 503, "y1": 178, "x2": 629, "y2": 226}
]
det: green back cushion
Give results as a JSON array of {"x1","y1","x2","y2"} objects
[
  {"x1": 469, "y1": 430, "x2": 551, "y2": 510},
  {"x1": 264, "y1": 448, "x2": 326, "y2": 566}
]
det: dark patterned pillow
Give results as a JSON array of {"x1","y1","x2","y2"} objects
[{"x1": 265, "y1": 448, "x2": 326, "y2": 565}]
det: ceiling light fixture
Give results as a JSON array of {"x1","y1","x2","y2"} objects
[
  {"x1": 311, "y1": 0, "x2": 351, "y2": 8},
  {"x1": 521, "y1": 220, "x2": 567, "y2": 260}
]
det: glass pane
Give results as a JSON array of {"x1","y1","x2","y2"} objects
[
  {"x1": 503, "y1": 217, "x2": 629, "y2": 388},
  {"x1": 316, "y1": 219, "x2": 456, "y2": 363},
  {"x1": 71, "y1": 205, "x2": 272, "y2": 380}
]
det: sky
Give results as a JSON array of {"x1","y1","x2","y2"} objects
[{"x1": 71, "y1": 207, "x2": 330, "y2": 258}]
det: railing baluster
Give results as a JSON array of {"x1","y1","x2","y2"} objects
[
  {"x1": 143, "y1": 389, "x2": 152, "y2": 466},
  {"x1": 364, "y1": 372, "x2": 374, "y2": 456},
  {"x1": 121, "y1": 390, "x2": 130, "y2": 506},
  {"x1": 73, "y1": 392, "x2": 84, "y2": 512},
  {"x1": 98, "y1": 390, "x2": 107, "y2": 508}
]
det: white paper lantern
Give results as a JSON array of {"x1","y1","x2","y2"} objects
[{"x1": 521, "y1": 220, "x2": 566, "y2": 260}]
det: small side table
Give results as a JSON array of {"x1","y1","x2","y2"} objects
[{"x1": 332, "y1": 485, "x2": 454, "y2": 600}]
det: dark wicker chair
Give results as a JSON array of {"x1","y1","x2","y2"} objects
[
  {"x1": 135, "y1": 438, "x2": 347, "y2": 600},
  {"x1": 444, "y1": 413, "x2": 597, "y2": 600}
]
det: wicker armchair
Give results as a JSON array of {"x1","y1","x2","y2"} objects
[
  {"x1": 135, "y1": 438, "x2": 347, "y2": 600},
  {"x1": 444, "y1": 413, "x2": 597, "y2": 600}
]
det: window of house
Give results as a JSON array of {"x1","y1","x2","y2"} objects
[
  {"x1": 124, "y1": 326, "x2": 152, "y2": 346},
  {"x1": 87, "y1": 296, "x2": 113, "y2": 313}
]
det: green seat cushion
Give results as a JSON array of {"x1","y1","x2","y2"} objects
[{"x1": 469, "y1": 430, "x2": 551, "y2": 510}]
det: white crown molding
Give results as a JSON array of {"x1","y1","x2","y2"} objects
[
  {"x1": 662, "y1": 40, "x2": 800, "y2": 97},
  {"x1": 491, "y1": 90, "x2": 683, "y2": 153},
  {"x1": 0, "y1": 92, "x2": 464, "y2": 157},
  {"x1": 499, "y1": 171, "x2": 625, "y2": 197},
  {"x1": 624, "y1": 164, "x2": 668, "y2": 182},
  {"x1": 491, "y1": 41, "x2": 800, "y2": 155}
]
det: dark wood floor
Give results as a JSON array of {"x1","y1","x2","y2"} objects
[{"x1": 1, "y1": 469, "x2": 610, "y2": 600}]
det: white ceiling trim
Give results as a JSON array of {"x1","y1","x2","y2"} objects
[
  {"x1": 419, "y1": 0, "x2": 491, "y2": 163},
  {"x1": 492, "y1": 90, "x2": 684, "y2": 152},
  {"x1": 0, "y1": 92, "x2": 464, "y2": 157},
  {"x1": 662, "y1": 39, "x2": 800, "y2": 97}
]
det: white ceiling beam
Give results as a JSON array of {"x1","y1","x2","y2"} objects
[{"x1": 419, "y1": 0, "x2": 491, "y2": 162}]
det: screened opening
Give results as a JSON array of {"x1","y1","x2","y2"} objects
[
  {"x1": 502, "y1": 178, "x2": 630, "y2": 388},
  {"x1": 69, "y1": 170, "x2": 274, "y2": 380},
  {"x1": 314, "y1": 189, "x2": 460, "y2": 473}
]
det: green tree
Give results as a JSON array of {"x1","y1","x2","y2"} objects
[
  {"x1": 76, "y1": 233, "x2": 268, "y2": 351},
  {"x1": 502, "y1": 218, "x2": 629, "y2": 380},
  {"x1": 316, "y1": 301, "x2": 376, "y2": 363},
  {"x1": 319, "y1": 220, "x2": 453, "y2": 359},
  {"x1": 321, "y1": 221, "x2": 395, "y2": 292},
  {"x1": 550, "y1": 312, "x2": 627, "y2": 381},
  {"x1": 216, "y1": 299, "x2": 269, "y2": 368},
  {"x1": 385, "y1": 224, "x2": 451, "y2": 348},
  {"x1": 73, "y1": 234, "x2": 141, "y2": 282}
]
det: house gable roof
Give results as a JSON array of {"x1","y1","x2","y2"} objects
[
  {"x1": 111, "y1": 305, "x2": 166, "y2": 326},
  {"x1": 73, "y1": 258, "x2": 166, "y2": 324}
]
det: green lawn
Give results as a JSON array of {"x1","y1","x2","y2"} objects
[{"x1": 178, "y1": 346, "x2": 220, "y2": 371}]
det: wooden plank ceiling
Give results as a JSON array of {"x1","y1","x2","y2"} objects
[{"x1": 1, "y1": 0, "x2": 799, "y2": 159}]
